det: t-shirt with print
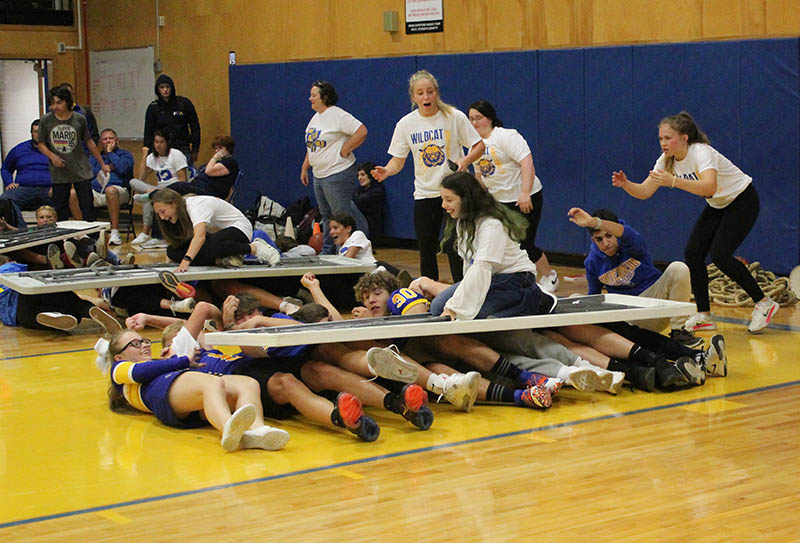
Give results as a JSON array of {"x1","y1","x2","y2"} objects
[
  {"x1": 388, "y1": 109, "x2": 481, "y2": 199},
  {"x1": 305, "y1": 106, "x2": 363, "y2": 178},
  {"x1": 185, "y1": 195, "x2": 253, "y2": 239},
  {"x1": 147, "y1": 148, "x2": 189, "y2": 188},
  {"x1": 37, "y1": 111, "x2": 94, "y2": 184},
  {"x1": 653, "y1": 143, "x2": 751, "y2": 209},
  {"x1": 337, "y1": 230, "x2": 374, "y2": 263},
  {"x1": 474, "y1": 127, "x2": 542, "y2": 203}
]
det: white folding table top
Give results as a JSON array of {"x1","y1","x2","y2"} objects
[
  {"x1": 0, "y1": 221, "x2": 109, "y2": 254},
  {"x1": 205, "y1": 294, "x2": 697, "y2": 348},
  {"x1": 0, "y1": 255, "x2": 374, "y2": 294}
]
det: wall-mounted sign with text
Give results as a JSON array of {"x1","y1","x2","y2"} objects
[{"x1": 405, "y1": 0, "x2": 443, "y2": 34}]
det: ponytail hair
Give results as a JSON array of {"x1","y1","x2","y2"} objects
[{"x1": 659, "y1": 111, "x2": 710, "y2": 173}]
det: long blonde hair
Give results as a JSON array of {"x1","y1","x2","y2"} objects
[
  {"x1": 408, "y1": 70, "x2": 453, "y2": 116},
  {"x1": 151, "y1": 188, "x2": 194, "y2": 247},
  {"x1": 106, "y1": 330, "x2": 140, "y2": 414},
  {"x1": 659, "y1": 111, "x2": 710, "y2": 173}
]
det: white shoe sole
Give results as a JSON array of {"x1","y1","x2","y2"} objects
[
  {"x1": 36, "y1": 312, "x2": 78, "y2": 331},
  {"x1": 241, "y1": 427, "x2": 291, "y2": 451},
  {"x1": 566, "y1": 367, "x2": 604, "y2": 392},
  {"x1": 89, "y1": 306, "x2": 122, "y2": 335},
  {"x1": 221, "y1": 404, "x2": 257, "y2": 452},
  {"x1": 366, "y1": 347, "x2": 419, "y2": 384}
]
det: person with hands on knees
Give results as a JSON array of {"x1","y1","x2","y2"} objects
[
  {"x1": 415, "y1": 172, "x2": 557, "y2": 321},
  {"x1": 37, "y1": 84, "x2": 110, "y2": 221},
  {"x1": 611, "y1": 111, "x2": 777, "y2": 334},
  {"x1": 151, "y1": 188, "x2": 279, "y2": 273},
  {"x1": 467, "y1": 100, "x2": 558, "y2": 293},
  {"x1": 372, "y1": 70, "x2": 484, "y2": 282},
  {"x1": 567, "y1": 206, "x2": 701, "y2": 348}
]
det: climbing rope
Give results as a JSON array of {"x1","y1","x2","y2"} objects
[{"x1": 707, "y1": 261, "x2": 798, "y2": 307}]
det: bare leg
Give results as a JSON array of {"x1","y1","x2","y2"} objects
[
  {"x1": 106, "y1": 186, "x2": 121, "y2": 230},
  {"x1": 535, "y1": 253, "x2": 553, "y2": 279},
  {"x1": 424, "y1": 335, "x2": 498, "y2": 371},
  {"x1": 557, "y1": 324, "x2": 634, "y2": 360},
  {"x1": 68, "y1": 188, "x2": 83, "y2": 220},
  {"x1": 168, "y1": 372, "x2": 235, "y2": 432},
  {"x1": 266, "y1": 371, "x2": 338, "y2": 428},
  {"x1": 221, "y1": 374, "x2": 265, "y2": 429},
  {"x1": 300, "y1": 361, "x2": 388, "y2": 408},
  {"x1": 211, "y1": 279, "x2": 283, "y2": 311},
  {"x1": 541, "y1": 329, "x2": 610, "y2": 369}
]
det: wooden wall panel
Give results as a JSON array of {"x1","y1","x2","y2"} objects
[{"x1": 766, "y1": 0, "x2": 800, "y2": 34}]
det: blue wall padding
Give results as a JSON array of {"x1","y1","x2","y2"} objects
[{"x1": 230, "y1": 38, "x2": 800, "y2": 274}]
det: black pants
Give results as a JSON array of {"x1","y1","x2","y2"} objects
[
  {"x1": 602, "y1": 321, "x2": 699, "y2": 361},
  {"x1": 112, "y1": 285, "x2": 173, "y2": 316},
  {"x1": 500, "y1": 190, "x2": 544, "y2": 263},
  {"x1": 166, "y1": 227, "x2": 251, "y2": 265},
  {"x1": 16, "y1": 291, "x2": 93, "y2": 329},
  {"x1": 52, "y1": 180, "x2": 94, "y2": 221},
  {"x1": 684, "y1": 184, "x2": 763, "y2": 312},
  {"x1": 413, "y1": 197, "x2": 463, "y2": 282}
]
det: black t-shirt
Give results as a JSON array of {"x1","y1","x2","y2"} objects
[{"x1": 194, "y1": 155, "x2": 239, "y2": 199}]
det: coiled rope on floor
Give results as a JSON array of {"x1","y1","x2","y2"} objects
[{"x1": 707, "y1": 262, "x2": 798, "y2": 307}]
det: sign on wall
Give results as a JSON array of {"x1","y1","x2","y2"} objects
[{"x1": 406, "y1": 0, "x2": 443, "y2": 34}]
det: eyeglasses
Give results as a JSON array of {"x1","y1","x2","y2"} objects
[{"x1": 115, "y1": 337, "x2": 152, "y2": 355}]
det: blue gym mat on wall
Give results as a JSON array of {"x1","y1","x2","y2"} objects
[{"x1": 230, "y1": 38, "x2": 799, "y2": 274}]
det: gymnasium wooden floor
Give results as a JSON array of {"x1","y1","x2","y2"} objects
[{"x1": 1, "y1": 245, "x2": 798, "y2": 542}]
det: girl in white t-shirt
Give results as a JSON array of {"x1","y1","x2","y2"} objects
[
  {"x1": 328, "y1": 212, "x2": 375, "y2": 264},
  {"x1": 372, "y1": 70, "x2": 485, "y2": 283},
  {"x1": 151, "y1": 189, "x2": 278, "y2": 273},
  {"x1": 467, "y1": 100, "x2": 558, "y2": 293},
  {"x1": 299, "y1": 80, "x2": 369, "y2": 255},
  {"x1": 413, "y1": 172, "x2": 557, "y2": 321},
  {"x1": 612, "y1": 111, "x2": 777, "y2": 334},
  {"x1": 129, "y1": 130, "x2": 189, "y2": 246}
]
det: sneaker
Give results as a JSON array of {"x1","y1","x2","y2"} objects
[
  {"x1": 108, "y1": 230, "x2": 122, "y2": 246},
  {"x1": 653, "y1": 358, "x2": 689, "y2": 390},
  {"x1": 131, "y1": 232, "x2": 151, "y2": 245},
  {"x1": 252, "y1": 238, "x2": 281, "y2": 265},
  {"x1": 397, "y1": 269, "x2": 413, "y2": 288},
  {"x1": 220, "y1": 404, "x2": 257, "y2": 451},
  {"x1": 279, "y1": 299, "x2": 301, "y2": 315},
  {"x1": 203, "y1": 319, "x2": 220, "y2": 333},
  {"x1": 386, "y1": 384, "x2": 433, "y2": 430},
  {"x1": 334, "y1": 392, "x2": 380, "y2": 442},
  {"x1": 540, "y1": 288, "x2": 558, "y2": 314},
  {"x1": 133, "y1": 192, "x2": 152, "y2": 204},
  {"x1": 748, "y1": 297, "x2": 779, "y2": 334},
  {"x1": 441, "y1": 371, "x2": 480, "y2": 412},
  {"x1": 63, "y1": 240, "x2": 82, "y2": 268},
  {"x1": 703, "y1": 334, "x2": 728, "y2": 377},
  {"x1": 159, "y1": 270, "x2": 197, "y2": 299},
  {"x1": 89, "y1": 306, "x2": 122, "y2": 335},
  {"x1": 564, "y1": 367, "x2": 605, "y2": 393},
  {"x1": 121, "y1": 253, "x2": 136, "y2": 266},
  {"x1": 140, "y1": 237, "x2": 169, "y2": 249},
  {"x1": 47, "y1": 244, "x2": 63, "y2": 269},
  {"x1": 669, "y1": 328, "x2": 705, "y2": 349},
  {"x1": 86, "y1": 252, "x2": 104, "y2": 268},
  {"x1": 36, "y1": 312, "x2": 78, "y2": 331},
  {"x1": 240, "y1": 425, "x2": 290, "y2": 450},
  {"x1": 366, "y1": 345, "x2": 419, "y2": 383},
  {"x1": 170, "y1": 297, "x2": 196, "y2": 314},
  {"x1": 684, "y1": 313, "x2": 717, "y2": 332},
  {"x1": 606, "y1": 371, "x2": 625, "y2": 395},
  {"x1": 215, "y1": 255, "x2": 245, "y2": 268},
  {"x1": 676, "y1": 356, "x2": 706, "y2": 386},
  {"x1": 542, "y1": 377, "x2": 563, "y2": 397},
  {"x1": 539, "y1": 270, "x2": 559, "y2": 294},
  {"x1": 626, "y1": 364, "x2": 656, "y2": 392},
  {"x1": 519, "y1": 385, "x2": 552, "y2": 409}
]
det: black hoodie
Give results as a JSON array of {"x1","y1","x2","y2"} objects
[{"x1": 143, "y1": 74, "x2": 201, "y2": 154}]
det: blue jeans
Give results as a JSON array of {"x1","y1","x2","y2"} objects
[
  {"x1": 313, "y1": 163, "x2": 368, "y2": 254},
  {"x1": 430, "y1": 271, "x2": 550, "y2": 319},
  {"x1": 0, "y1": 185, "x2": 52, "y2": 224}
]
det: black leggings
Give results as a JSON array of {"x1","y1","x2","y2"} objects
[
  {"x1": 413, "y1": 197, "x2": 463, "y2": 282},
  {"x1": 684, "y1": 184, "x2": 763, "y2": 312},
  {"x1": 166, "y1": 227, "x2": 251, "y2": 265},
  {"x1": 500, "y1": 190, "x2": 544, "y2": 263},
  {"x1": 112, "y1": 285, "x2": 173, "y2": 316},
  {"x1": 602, "y1": 321, "x2": 700, "y2": 361},
  {"x1": 16, "y1": 291, "x2": 94, "y2": 329},
  {"x1": 52, "y1": 180, "x2": 94, "y2": 222}
]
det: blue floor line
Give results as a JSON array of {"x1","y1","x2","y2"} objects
[{"x1": 2, "y1": 379, "x2": 798, "y2": 530}]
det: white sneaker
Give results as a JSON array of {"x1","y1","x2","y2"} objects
[
  {"x1": 170, "y1": 297, "x2": 196, "y2": 314},
  {"x1": 366, "y1": 345, "x2": 419, "y2": 383},
  {"x1": 240, "y1": 425, "x2": 290, "y2": 450},
  {"x1": 140, "y1": 237, "x2": 169, "y2": 249},
  {"x1": 252, "y1": 238, "x2": 281, "y2": 265},
  {"x1": 606, "y1": 371, "x2": 625, "y2": 395},
  {"x1": 108, "y1": 230, "x2": 122, "y2": 246},
  {"x1": 220, "y1": 404, "x2": 257, "y2": 451},
  {"x1": 47, "y1": 244, "x2": 63, "y2": 269},
  {"x1": 748, "y1": 297, "x2": 779, "y2": 334},
  {"x1": 441, "y1": 371, "x2": 480, "y2": 412},
  {"x1": 133, "y1": 192, "x2": 151, "y2": 204},
  {"x1": 36, "y1": 312, "x2": 78, "y2": 331},
  {"x1": 131, "y1": 232, "x2": 151, "y2": 245},
  {"x1": 703, "y1": 334, "x2": 728, "y2": 377},
  {"x1": 63, "y1": 240, "x2": 82, "y2": 268},
  {"x1": 565, "y1": 366, "x2": 604, "y2": 393},
  {"x1": 539, "y1": 270, "x2": 559, "y2": 294},
  {"x1": 684, "y1": 313, "x2": 717, "y2": 332}
]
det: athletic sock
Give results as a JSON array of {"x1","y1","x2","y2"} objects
[
  {"x1": 628, "y1": 344, "x2": 659, "y2": 366},
  {"x1": 607, "y1": 358, "x2": 629, "y2": 373},
  {"x1": 486, "y1": 382, "x2": 516, "y2": 404},
  {"x1": 383, "y1": 391, "x2": 402, "y2": 414},
  {"x1": 491, "y1": 355, "x2": 524, "y2": 382},
  {"x1": 330, "y1": 407, "x2": 344, "y2": 428}
]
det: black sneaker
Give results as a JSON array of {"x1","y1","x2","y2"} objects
[
  {"x1": 676, "y1": 356, "x2": 706, "y2": 386},
  {"x1": 654, "y1": 358, "x2": 690, "y2": 390},
  {"x1": 626, "y1": 364, "x2": 656, "y2": 392},
  {"x1": 385, "y1": 384, "x2": 434, "y2": 430},
  {"x1": 669, "y1": 328, "x2": 705, "y2": 349}
]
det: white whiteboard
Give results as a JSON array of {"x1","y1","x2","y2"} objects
[{"x1": 89, "y1": 47, "x2": 155, "y2": 140}]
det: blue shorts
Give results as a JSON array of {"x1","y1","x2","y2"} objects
[{"x1": 142, "y1": 370, "x2": 206, "y2": 429}]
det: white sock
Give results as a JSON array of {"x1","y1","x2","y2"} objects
[
  {"x1": 572, "y1": 356, "x2": 592, "y2": 368},
  {"x1": 426, "y1": 373, "x2": 445, "y2": 394},
  {"x1": 556, "y1": 366, "x2": 574, "y2": 381}
]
